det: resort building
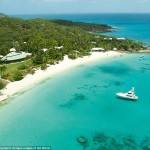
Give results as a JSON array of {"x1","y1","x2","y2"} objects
[
  {"x1": 117, "y1": 38, "x2": 126, "y2": 41},
  {"x1": 104, "y1": 38, "x2": 113, "y2": 41},
  {"x1": 2, "y1": 51, "x2": 32, "y2": 62},
  {"x1": 91, "y1": 47, "x2": 105, "y2": 52}
]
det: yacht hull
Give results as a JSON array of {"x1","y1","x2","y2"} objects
[{"x1": 116, "y1": 92, "x2": 138, "y2": 100}]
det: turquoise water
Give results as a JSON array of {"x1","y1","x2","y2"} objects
[
  {"x1": 0, "y1": 54, "x2": 150, "y2": 149},
  {"x1": 12, "y1": 13, "x2": 150, "y2": 45}
]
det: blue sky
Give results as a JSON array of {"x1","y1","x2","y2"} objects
[{"x1": 0, "y1": 0, "x2": 150, "y2": 14}]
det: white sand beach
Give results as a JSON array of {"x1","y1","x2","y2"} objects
[{"x1": 0, "y1": 51, "x2": 123, "y2": 102}]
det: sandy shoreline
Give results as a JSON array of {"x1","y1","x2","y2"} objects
[{"x1": 0, "y1": 51, "x2": 123, "y2": 103}]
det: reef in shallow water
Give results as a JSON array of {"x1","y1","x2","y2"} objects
[
  {"x1": 76, "y1": 132, "x2": 150, "y2": 150},
  {"x1": 59, "y1": 93, "x2": 87, "y2": 108}
]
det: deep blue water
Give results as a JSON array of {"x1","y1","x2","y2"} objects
[{"x1": 12, "y1": 13, "x2": 150, "y2": 45}]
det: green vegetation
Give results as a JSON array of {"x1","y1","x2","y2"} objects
[
  {"x1": 0, "y1": 60, "x2": 32, "y2": 82},
  {"x1": 0, "y1": 79, "x2": 7, "y2": 90},
  {"x1": 0, "y1": 16, "x2": 145, "y2": 85},
  {"x1": 13, "y1": 70, "x2": 23, "y2": 81},
  {"x1": 41, "y1": 64, "x2": 47, "y2": 70}
]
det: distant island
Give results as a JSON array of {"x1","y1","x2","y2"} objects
[{"x1": 0, "y1": 14, "x2": 145, "y2": 90}]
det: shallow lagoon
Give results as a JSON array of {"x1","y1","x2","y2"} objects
[{"x1": 0, "y1": 54, "x2": 150, "y2": 150}]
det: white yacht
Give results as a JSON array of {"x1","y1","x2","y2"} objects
[{"x1": 116, "y1": 87, "x2": 138, "y2": 100}]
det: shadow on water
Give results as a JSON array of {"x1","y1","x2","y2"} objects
[
  {"x1": 77, "y1": 81, "x2": 125, "y2": 93},
  {"x1": 139, "y1": 66, "x2": 150, "y2": 73},
  {"x1": 84, "y1": 72, "x2": 95, "y2": 78},
  {"x1": 137, "y1": 58, "x2": 150, "y2": 73},
  {"x1": 111, "y1": 81, "x2": 125, "y2": 87},
  {"x1": 69, "y1": 82, "x2": 125, "y2": 103},
  {"x1": 76, "y1": 132, "x2": 150, "y2": 150},
  {"x1": 59, "y1": 93, "x2": 87, "y2": 108},
  {"x1": 98, "y1": 63, "x2": 131, "y2": 76},
  {"x1": 59, "y1": 80, "x2": 126, "y2": 108}
]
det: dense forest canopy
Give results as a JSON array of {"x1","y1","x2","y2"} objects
[{"x1": 0, "y1": 16, "x2": 144, "y2": 56}]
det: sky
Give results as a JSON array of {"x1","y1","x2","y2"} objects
[{"x1": 0, "y1": 0, "x2": 150, "y2": 15}]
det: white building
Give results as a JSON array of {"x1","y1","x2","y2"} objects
[
  {"x1": 104, "y1": 38, "x2": 113, "y2": 41},
  {"x1": 41, "y1": 48, "x2": 48, "y2": 52},
  {"x1": 2, "y1": 51, "x2": 32, "y2": 62},
  {"x1": 55, "y1": 46, "x2": 63, "y2": 50},
  {"x1": 91, "y1": 47, "x2": 105, "y2": 52},
  {"x1": 117, "y1": 38, "x2": 126, "y2": 41}
]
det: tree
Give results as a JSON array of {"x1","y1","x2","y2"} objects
[
  {"x1": 68, "y1": 51, "x2": 78, "y2": 60},
  {"x1": 0, "y1": 65, "x2": 7, "y2": 76},
  {"x1": 41, "y1": 64, "x2": 47, "y2": 70},
  {"x1": 0, "y1": 79, "x2": 7, "y2": 90},
  {"x1": 32, "y1": 53, "x2": 43, "y2": 65},
  {"x1": 13, "y1": 71, "x2": 23, "y2": 81}
]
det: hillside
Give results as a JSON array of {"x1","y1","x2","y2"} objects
[
  {"x1": 52, "y1": 20, "x2": 112, "y2": 32},
  {"x1": 0, "y1": 16, "x2": 144, "y2": 56},
  {"x1": 0, "y1": 16, "x2": 145, "y2": 83}
]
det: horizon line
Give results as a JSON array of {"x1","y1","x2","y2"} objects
[{"x1": 7, "y1": 12, "x2": 150, "y2": 16}]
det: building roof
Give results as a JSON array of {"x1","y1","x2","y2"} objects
[
  {"x1": 91, "y1": 41, "x2": 96, "y2": 44},
  {"x1": 2, "y1": 52, "x2": 32, "y2": 61},
  {"x1": 117, "y1": 38, "x2": 126, "y2": 40},
  {"x1": 104, "y1": 38, "x2": 112, "y2": 40},
  {"x1": 41, "y1": 48, "x2": 48, "y2": 52},
  {"x1": 91, "y1": 47, "x2": 105, "y2": 51},
  {"x1": 55, "y1": 46, "x2": 63, "y2": 49}
]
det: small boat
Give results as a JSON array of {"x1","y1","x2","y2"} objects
[{"x1": 116, "y1": 87, "x2": 138, "y2": 100}]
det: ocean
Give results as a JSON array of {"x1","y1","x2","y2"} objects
[
  {"x1": 0, "y1": 14, "x2": 150, "y2": 150},
  {"x1": 12, "y1": 13, "x2": 150, "y2": 45}
]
